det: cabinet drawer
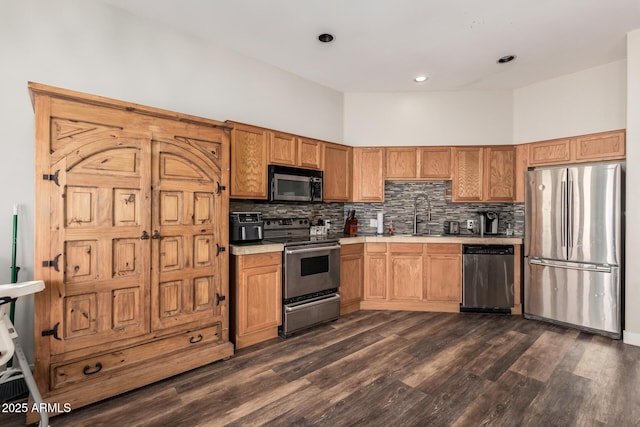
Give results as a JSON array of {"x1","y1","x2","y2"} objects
[
  {"x1": 366, "y1": 243, "x2": 387, "y2": 253},
  {"x1": 51, "y1": 324, "x2": 222, "y2": 390},
  {"x1": 240, "y1": 252, "x2": 281, "y2": 269},
  {"x1": 426, "y1": 243, "x2": 461, "y2": 254},
  {"x1": 341, "y1": 243, "x2": 364, "y2": 256},
  {"x1": 389, "y1": 243, "x2": 424, "y2": 254}
]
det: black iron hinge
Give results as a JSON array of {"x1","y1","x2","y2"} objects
[
  {"x1": 42, "y1": 322, "x2": 62, "y2": 340},
  {"x1": 42, "y1": 254, "x2": 61, "y2": 272},
  {"x1": 42, "y1": 170, "x2": 60, "y2": 186},
  {"x1": 216, "y1": 293, "x2": 226, "y2": 306},
  {"x1": 216, "y1": 181, "x2": 226, "y2": 195}
]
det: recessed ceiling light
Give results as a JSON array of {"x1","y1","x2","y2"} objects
[
  {"x1": 414, "y1": 75, "x2": 429, "y2": 82},
  {"x1": 497, "y1": 55, "x2": 516, "y2": 64},
  {"x1": 318, "y1": 33, "x2": 334, "y2": 43}
]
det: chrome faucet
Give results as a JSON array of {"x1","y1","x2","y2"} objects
[{"x1": 413, "y1": 194, "x2": 432, "y2": 234}]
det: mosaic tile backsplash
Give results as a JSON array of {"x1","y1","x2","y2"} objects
[{"x1": 230, "y1": 181, "x2": 524, "y2": 236}]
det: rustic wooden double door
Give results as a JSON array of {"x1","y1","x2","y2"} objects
[
  {"x1": 32, "y1": 83, "x2": 233, "y2": 419},
  {"x1": 47, "y1": 128, "x2": 222, "y2": 352}
]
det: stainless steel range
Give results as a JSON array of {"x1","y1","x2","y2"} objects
[{"x1": 263, "y1": 217, "x2": 340, "y2": 337}]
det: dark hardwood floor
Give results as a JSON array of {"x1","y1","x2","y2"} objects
[{"x1": 6, "y1": 310, "x2": 640, "y2": 426}]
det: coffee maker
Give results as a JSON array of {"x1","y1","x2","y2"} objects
[{"x1": 478, "y1": 211, "x2": 499, "y2": 235}]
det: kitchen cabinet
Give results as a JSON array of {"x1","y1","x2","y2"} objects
[
  {"x1": 388, "y1": 244, "x2": 424, "y2": 301},
  {"x1": 31, "y1": 83, "x2": 233, "y2": 420},
  {"x1": 515, "y1": 144, "x2": 529, "y2": 203},
  {"x1": 231, "y1": 252, "x2": 282, "y2": 349},
  {"x1": 484, "y1": 146, "x2": 515, "y2": 202},
  {"x1": 229, "y1": 122, "x2": 269, "y2": 199},
  {"x1": 425, "y1": 244, "x2": 462, "y2": 303},
  {"x1": 352, "y1": 147, "x2": 385, "y2": 202},
  {"x1": 385, "y1": 147, "x2": 417, "y2": 179},
  {"x1": 363, "y1": 243, "x2": 387, "y2": 300},
  {"x1": 419, "y1": 147, "x2": 451, "y2": 179},
  {"x1": 323, "y1": 143, "x2": 352, "y2": 201},
  {"x1": 573, "y1": 129, "x2": 625, "y2": 162},
  {"x1": 528, "y1": 137, "x2": 572, "y2": 166},
  {"x1": 340, "y1": 243, "x2": 364, "y2": 314},
  {"x1": 384, "y1": 146, "x2": 451, "y2": 180},
  {"x1": 268, "y1": 131, "x2": 323, "y2": 170},
  {"x1": 452, "y1": 147, "x2": 484, "y2": 202}
]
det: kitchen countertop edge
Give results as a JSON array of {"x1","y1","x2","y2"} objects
[
  {"x1": 230, "y1": 242, "x2": 284, "y2": 255},
  {"x1": 339, "y1": 235, "x2": 524, "y2": 245}
]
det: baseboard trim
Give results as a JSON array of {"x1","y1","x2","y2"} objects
[{"x1": 623, "y1": 330, "x2": 640, "y2": 347}]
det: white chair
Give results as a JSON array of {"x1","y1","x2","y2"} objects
[{"x1": 0, "y1": 280, "x2": 48, "y2": 427}]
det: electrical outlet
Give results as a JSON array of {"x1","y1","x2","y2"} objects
[
  {"x1": 466, "y1": 219, "x2": 475, "y2": 230},
  {"x1": 370, "y1": 219, "x2": 378, "y2": 227}
]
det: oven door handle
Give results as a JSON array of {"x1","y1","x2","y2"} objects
[
  {"x1": 284, "y1": 294, "x2": 341, "y2": 312},
  {"x1": 285, "y1": 244, "x2": 340, "y2": 255}
]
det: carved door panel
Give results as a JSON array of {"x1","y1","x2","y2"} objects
[
  {"x1": 151, "y1": 135, "x2": 224, "y2": 331},
  {"x1": 48, "y1": 125, "x2": 151, "y2": 355}
]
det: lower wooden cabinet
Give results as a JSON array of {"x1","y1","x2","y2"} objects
[
  {"x1": 339, "y1": 243, "x2": 364, "y2": 314},
  {"x1": 231, "y1": 252, "x2": 282, "y2": 349},
  {"x1": 425, "y1": 244, "x2": 462, "y2": 303},
  {"x1": 360, "y1": 242, "x2": 461, "y2": 312}
]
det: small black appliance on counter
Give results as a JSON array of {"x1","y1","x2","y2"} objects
[
  {"x1": 478, "y1": 211, "x2": 499, "y2": 235},
  {"x1": 230, "y1": 212, "x2": 263, "y2": 243},
  {"x1": 443, "y1": 221, "x2": 460, "y2": 235}
]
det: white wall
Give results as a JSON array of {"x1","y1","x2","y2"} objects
[
  {"x1": 513, "y1": 60, "x2": 627, "y2": 143},
  {"x1": 0, "y1": 0, "x2": 343, "y2": 361},
  {"x1": 625, "y1": 30, "x2": 640, "y2": 346},
  {"x1": 344, "y1": 91, "x2": 513, "y2": 146}
]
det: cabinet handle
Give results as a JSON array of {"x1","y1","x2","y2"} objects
[
  {"x1": 140, "y1": 231, "x2": 150, "y2": 240},
  {"x1": 83, "y1": 362, "x2": 103, "y2": 375},
  {"x1": 152, "y1": 230, "x2": 161, "y2": 239},
  {"x1": 216, "y1": 293, "x2": 226, "y2": 306},
  {"x1": 189, "y1": 334, "x2": 203, "y2": 344},
  {"x1": 216, "y1": 243, "x2": 226, "y2": 256}
]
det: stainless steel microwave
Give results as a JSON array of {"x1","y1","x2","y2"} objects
[{"x1": 268, "y1": 165, "x2": 323, "y2": 202}]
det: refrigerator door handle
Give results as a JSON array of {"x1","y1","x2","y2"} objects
[
  {"x1": 529, "y1": 257, "x2": 612, "y2": 273},
  {"x1": 568, "y1": 178, "x2": 574, "y2": 248},
  {"x1": 561, "y1": 181, "x2": 567, "y2": 249}
]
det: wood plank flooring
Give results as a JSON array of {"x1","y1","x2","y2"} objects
[{"x1": 5, "y1": 310, "x2": 640, "y2": 426}]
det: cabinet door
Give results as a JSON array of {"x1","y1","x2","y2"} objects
[
  {"x1": 364, "y1": 243, "x2": 387, "y2": 300},
  {"x1": 340, "y1": 244, "x2": 364, "y2": 311},
  {"x1": 238, "y1": 255, "x2": 282, "y2": 336},
  {"x1": 268, "y1": 131, "x2": 297, "y2": 166},
  {"x1": 574, "y1": 130, "x2": 625, "y2": 162},
  {"x1": 452, "y1": 147, "x2": 483, "y2": 202},
  {"x1": 528, "y1": 138, "x2": 572, "y2": 166},
  {"x1": 353, "y1": 147, "x2": 385, "y2": 202},
  {"x1": 47, "y1": 129, "x2": 152, "y2": 355},
  {"x1": 419, "y1": 147, "x2": 451, "y2": 179},
  {"x1": 387, "y1": 244, "x2": 424, "y2": 301},
  {"x1": 324, "y1": 143, "x2": 352, "y2": 201},
  {"x1": 425, "y1": 244, "x2": 462, "y2": 303},
  {"x1": 230, "y1": 123, "x2": 268, "y2": 199},
  {"x1": 385, "y1": 147, "x2": 417, "y2": 179},
  {"x1": 484, "y1": 146, "x2": 515, "y2": 202},
  {"x1": 425, "y1": 255, "x2": 462, "y2": 302},
  {"x1": 151, "y1": 135, "x2": 226, "y2": 331},
  {"x1": 298, "y1": 137, "x2": 323, "y2": 169}
]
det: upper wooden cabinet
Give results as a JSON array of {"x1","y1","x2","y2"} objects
[
  {"x1": 574, "y1": 130, "x2": 625, "y2": 162},
  {"x1": 528, "y1": 137, "x2": 572, "y2": 166},
  {"x1": 323, "y1": 142, "x2": 352, "y2": 201},
  {"x1": 419, "y1": 147, "x2": 452, "y2": 179},
  {"x1": 230, "y1": 123, "x2": 268, "y2": 199},
  {"x1": 452, "y1": 147, "x2": 484, "y2": 202},
  {"x1": 298, "y1": 137, "x2": 324, "y2": 169},
  {"x1": 385, "y1": 147, "x2": 417, "y2": 179},
  {"x1": 353, "y1": 147, "x2": 385, "y2": 202},
  {"x1": 528, "y1": 129, "x2": 625, "y2": 167},
  {"x1": 515, "y1": 144, "x2": 529, "y2": 203},
  {"x1": 384, "y1": 146, "x2": 451, "y2": 180},
  {"x1": 484, "y1": 146, "x2": 515, "y2": 202},
  {"x1": 268, "y1": 131, "x2": 323, "y2": 169}
]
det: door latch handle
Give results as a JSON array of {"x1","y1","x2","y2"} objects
[
  {"x1": 216, "y1": 293, "x2": 226, "y2": 305},
  {"x1": 216, "y1": 243, "x2": 226, "y2": 256},
  {"x1": 140, "y1": 231, "x2": 150, "y2": 240},
  {"x1": 152, "y1": 230, "x2": 161, "y2": 239}
]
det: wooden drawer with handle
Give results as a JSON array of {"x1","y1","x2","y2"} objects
[{"x1": 51, "y1": 324, "x2": 221, "y2": 390}]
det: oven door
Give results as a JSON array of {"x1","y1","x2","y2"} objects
[
  {"x1": 284, "y1": 243, "x2": 340, "y2": 299},
  {"x1": 271, "y1": 173, "x2": 312, "y2": 202}
]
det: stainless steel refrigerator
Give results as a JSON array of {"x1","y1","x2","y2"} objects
[{"x1": 524, "y1": 162, "x2": 623, "y2": 338}]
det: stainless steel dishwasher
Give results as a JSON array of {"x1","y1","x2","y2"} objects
[{"x1": 461, "y1": 245, "x2": 514, "y2": 314}]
